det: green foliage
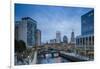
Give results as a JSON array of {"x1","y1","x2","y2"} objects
[{"x1": 15, "y1": 40, "x2": 26, "y2": 53}]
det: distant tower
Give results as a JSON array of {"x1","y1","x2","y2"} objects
[
  {"x1": 63, "y1": 35, "x2": 68, "y2": 44},
  {"x1": 56, "y1": 31, "x2": 61, "y2": 43},
  {"x1": 70, "y1": 30, "x2": 75, "y2": 44},
  {"x1": 36, "y1": 29, "x2": 41, "y2": 46}
]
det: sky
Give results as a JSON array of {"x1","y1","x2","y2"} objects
[{"x1": 15, "y1": 3, "x2": 93, "y2": 43}]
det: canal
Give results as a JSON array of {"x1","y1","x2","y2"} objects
[{"x1": 37, "y1": 53, "x2": 70, "y2": 64}]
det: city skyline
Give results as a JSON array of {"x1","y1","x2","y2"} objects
[{"x1": 15, "y1": 4, "x2": 93, "y2": 43}]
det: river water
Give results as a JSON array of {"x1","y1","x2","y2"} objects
[{"x1": 37, "y1": 53, "x2": 70, "y2": 64}]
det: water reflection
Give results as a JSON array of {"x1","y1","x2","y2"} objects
[{"x1": 37, "y1": 53, "x2": 70, "y2": 64}]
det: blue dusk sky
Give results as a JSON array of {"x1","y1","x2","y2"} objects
[{"x1": 15, "y1": 4, "x2": 93, "y2": 43}]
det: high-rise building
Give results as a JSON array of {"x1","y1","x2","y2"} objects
[
  {"x1": 63, "y1": 35, "x2": 68, "y2": 43},
  {"x1": 15, "y1": 17, "x2": 37, "y2": 48},
  {"x1": 70, "y1": 30, "x2": 75, "y2": 44},
  {"x1": 56, "y1": 31, "x2": 61, "y2": 43},
  {"x1": 36, "y1": 29, "x2": 41, "y2": 46},
  {"x1": 81, "y1": 10, "x2": 94, "y2": 35},
  {"x1": 76, "y1": 10, "x2": 94, "y2": 59},
  {"x1": 15, "y1": 21, "x2": 21, "y2": 40}
]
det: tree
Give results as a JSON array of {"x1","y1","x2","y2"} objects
[
  {"x1": 15, "y1": 40, "x2": 26, "y2": 53},
  {"x1": 15, "y1": 40, "x2": 19, "y2": 53},
  {"x1": 18, "y1": 40, "x2": 26, "y2": 53}
]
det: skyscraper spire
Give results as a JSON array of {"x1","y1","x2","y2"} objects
[{"x1": 70, "y1": 30, "x2": 75, "y2": 44}]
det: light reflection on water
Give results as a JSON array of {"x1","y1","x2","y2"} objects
[{"x1": 37, "y1": 54, "x2": 70, "y2": 64}]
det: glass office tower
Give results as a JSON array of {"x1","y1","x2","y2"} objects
[{"x1": 76, "y1": 10, "x2": 94, "y2": 60}]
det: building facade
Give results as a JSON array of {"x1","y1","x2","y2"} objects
[
  {"x1": 15, "y1": 21, "x2": 21, "y2": 40},
  {"x1": 70, "y1": 30, "x2": 75, "y2": 44},
  {"x1": 63, "y1": 35, "x2": 68, "y2": 44},
  {"x1": 76, "y1": 10, "x2": 94, "y2": 60},
  {"x1": 56, "y1": 31, "x2": 61, "y2": 43},
  {"x1": 36, "y1": 29, "x2": 41, "y2": 46},
  {"x1": 15, "y1": 17, "x2": 37, "y2": 48},
  {"x1": 81, "y1": 10, "x2": 94, "y2": 35}
]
